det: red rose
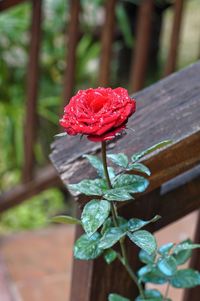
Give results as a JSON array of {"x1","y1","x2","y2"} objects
[{"x1": 60, "y1": 87, "x2": 136, "y2": 142}]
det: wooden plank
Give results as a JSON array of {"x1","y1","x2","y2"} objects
[
  {"x1": 183, "y1": 210, "x2": 200, "y2": 301},
  {"x1": 62, "y1": 0, "x2": 80, "y2": 105},
  {"x1": 23, "y1": 0, "x2": 42, "y2": 182},
  {"x1": 98, "y1": 0, "x2": 116, "y2": 86},
  {"x1": 129, "y1": 0, "x2": 154, "y2": 92},
  {"x1": 0, "y1": 165, "x2": 61, "y2": 212},
  {"x1": 50, "y1": 62, "x2": 200, "y2": 201},
  {"x1": 0, "y1": 0, "x2": 26, "y2": 11},
  {"x1": 164, "y1": 0, "x2": 185, "y2": 76}
]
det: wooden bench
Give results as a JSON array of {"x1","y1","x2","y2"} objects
[{"x1": 50, "y1": 62, "x2": 200, "y2": 301}]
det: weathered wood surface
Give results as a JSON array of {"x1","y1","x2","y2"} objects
[{"x1": 50, "y1": 62, "x2": 200, "y2": 196}]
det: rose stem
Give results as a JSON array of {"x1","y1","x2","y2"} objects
[
  {"x1": 164, "y1": 282, "x2": 170, "y2": 300},
  {"x1": 101, "y1": 141, "x2": 145, "y2": 299}
]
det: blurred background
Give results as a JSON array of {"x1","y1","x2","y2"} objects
[{"x1": 0, "y1": 0, "x2": 200, "y2": 300}]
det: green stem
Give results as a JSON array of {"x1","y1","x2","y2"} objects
[
  {"x1": 164, "y1": 282, "x2": 170, "y2": 300},
  {"x1": 101, "y1": 141, "x2": 145, "y2": 299}
]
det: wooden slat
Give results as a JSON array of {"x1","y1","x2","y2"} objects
[
  {"x1": 0, "y1": 165, "x2": 60, "y2": 212},
  {"x1": 183, "y1": 210, "x2": 200, "y2": 301},
  {"x1": 164, "y1": 0, "x2": 185, "y2": 76},
  {"x1": 98, "y1": 0, "x2": 116, "y2": 86},
  {"x1": 62, "y1": 0, "x2": 80, "y2": 105},
  {"x1": 23, "y1": 0, "x2": 42, "y2": 182},
  {"x1": 129, "y1": 0, "x2": 154, "y2": 92},
  {"x1": 50, "y1": 62, "x2": 200, "y2": 200},
  {"x1": 0, "y1": 0, "x2": 26, "y2": 11}
]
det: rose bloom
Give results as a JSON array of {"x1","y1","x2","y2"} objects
[{"x1": 60, "y1": 87, "x2": 136, "y2": 142}]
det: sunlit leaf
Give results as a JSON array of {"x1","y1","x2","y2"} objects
[
  {"x1": 69, "y1": 178, "x2": 107, "y2": 196},
  {"x1": 131, "y1": 140, "x2": 172, "y2": 162},
  {"x1": 104, "y1": 249, "x2": 117, "y2": 264},
  {"x1": 99, "y1": 227, "x2": 126, "y2": 249},
  {"x1": 107, "y1": 153, "x2": 129, "y2": 168},
  {"x1": 157, "y1": 255, "x2": 177, "y2": 277},
  {"x1": 171, "y1": 269, "x2": 200, "y2": 288},
  {"x1": 103, "y1": 188, "x2": 133, "y2": 201},
  {"x1": 52, "y1": 215, "x2": 81, "y2": 225},
  {"x1": 128, "y1": 215, "x2": 161, "y2": 232},
  {"x1": 127, "y1": 163, "x2": 151, "y2": 176},
  {"x1": 108, "y1": 293, "x2": 130, "y2": 301},
  {"x1": 81, "y1": 199, "x2": 111, "y2": 236},
  {"x1": 74, "y1": 233, "x2": 103, "y2": 260},
  {"x1": 112, "y1": 174, "x2": 149, "y2": 194},
  {"x1": 128, "y1": 230, "x2": 157, "y2": 254}
]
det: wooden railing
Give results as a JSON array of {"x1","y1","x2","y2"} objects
[
  {"x1": 0, "y1": 0, "x2": 192, "y2": 212},
  {"x1": 50, "y1": 62, "x2": 200, "y2": 301}
]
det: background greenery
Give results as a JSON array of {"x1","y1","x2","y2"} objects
[{"x1": 0, "y1": 0, "x2": 199, "y2": 232}]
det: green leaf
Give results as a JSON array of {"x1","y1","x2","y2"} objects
[
  {"x1": 128, "y1": 215, "x2": 161, "y2": 232},
  {"x1": 131, "y1": 140, "x2": 172, "y2": 162},
  {"x1": 128, "y1": 230, "x2": 157, "y2": 255},
  {"x1": 112, "y1": 174, "x2": 149, "y2": 194},
  {"x1": 81, "y1": 199, "x2": 111, "y2": 236},
  {"x1": 173, "y1": 241, "x2": 200, "y2": 254},
  {"x1": 104, "y1": 249, "x2": 117, "y2": 264},
  {"x1": 157, "y1": 255, "x2": 177, "y2": 277},
  {"x1": 108, "y1": 293, "x2": 130, "y2": 301},
  {"x1": 171, "y1": 269, "x2": 200, "y2": 288},
  {"x1": 83, "y1": 154, "x2": 115, "y2": 179},
  {"x1": 136, "y1": 289, "x2": 163, "y2": 300},
  {"x1": 139, "y1": 267, "x2": 167, "y2": 284},
  {"x1": 172, "y1": 240, "x2": 200, "y2": 265},
  {"x1": 139, "y1": 249, "x2": 156, "y2": 264},
  {"x1": 74, "y1": 233, "x2": 103, "y2": 260},
  {"x1": 83, "y1": 154, "x2": 104, "y2": 177},
  {"x1": 107, "y1": 153, "x2": 129, "y2": 168},
  {"x1": 99, "y1": 227, "x2": 126, "y2": 249},
  {"x1": 103, "y1": 189, "x2": 133, "y2": 201},
  {"x1": 127, "y1": 163, "x2": 151, "y2": 176},
  {"x1": 101, "y1": 217, "x2": 128, "y2": 235},
  {"x1": 52, "y1": 215, "x2": 81, "y2": 225},
  {"x1": 69, "y1": 178, "x2": 107, "y2": 196},
  {"x1": 158, "y1": 242, "x2": 174, "y2": 255}
]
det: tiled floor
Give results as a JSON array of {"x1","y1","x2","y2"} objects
[{"x1": 0, "y1": 212, "x2": 198, "y2": 301}]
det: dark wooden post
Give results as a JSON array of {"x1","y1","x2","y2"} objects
[
  {"x1": 164, "y1": 0, "x2": 185, "y2": 76},
  {"x1": 129, "y1": 0, "x2": 154, "y2": 92},
  {"x1": 98, "y1": 0, "x2": 116, "y2": 86},
  {"x1": 62, "y1": 0, "x2": 80, "y2": 106},
  {"x1": 23, "y1": 0, "x2": 43, "y2": 182}
]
